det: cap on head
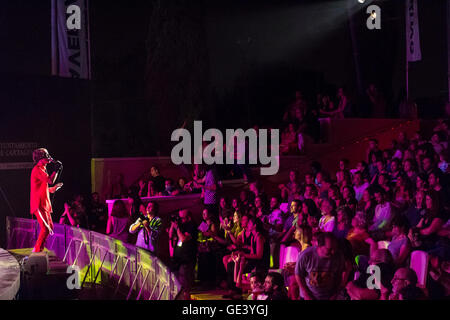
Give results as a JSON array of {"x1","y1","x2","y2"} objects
[{"x1": 32, "y1": 148, "x2": 51, "y2": 163}]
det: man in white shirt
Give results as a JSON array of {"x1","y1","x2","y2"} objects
[
  {"x1": 369, "y1": 188, "x2": 393, "y2": 232},
  {"x1": 353, "y1": 171, "x2": 369, "y2": 202}
]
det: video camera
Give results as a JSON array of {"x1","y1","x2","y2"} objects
[{"x1": 138, "y1": 211, "x2": 150, "y2": 223}]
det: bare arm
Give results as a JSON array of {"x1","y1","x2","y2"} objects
[
  {"x1": 129, "y1": 218, "x2": 142, "y2": 234},
  {"x1": 296, "y1": 275, "x2": 314, "y2": 300},
  {"x1": 281, "y1": 225, "x2": 295, "y2": 243},
  {"x1": 242, "y1": 235, "x2": 264, "y2": 260},
  {"x1": 420, "y1": 218, "x2": 444, "y2": 236},
  {"x1": 106, "y1": 216, "x2": 113, "y2": 234},
  {"x1": 394, "y1": 241, "x2": 411, "y2": 266}
]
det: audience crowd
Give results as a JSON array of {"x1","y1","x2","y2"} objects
[{"x1": 55, "y1": 107, "x2": 450, "y2": 300}]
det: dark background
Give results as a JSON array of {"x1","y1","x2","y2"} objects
[{"x1": 0, "y1": 0, "x2": 448, "y2": 246}]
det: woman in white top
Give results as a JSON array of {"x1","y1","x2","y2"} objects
[{"x1": 319, "y1": 198, "x2": 337, "y2": 232}]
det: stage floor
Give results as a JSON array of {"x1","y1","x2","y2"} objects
[{"x1": 0, "y1": 248, "x2": 21, "y2": 300}]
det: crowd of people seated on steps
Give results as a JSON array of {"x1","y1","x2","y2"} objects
[
  {"x1": 173, "y1": 121, "x2": 449, "y2": 300},
  {"x1": 106, "y1": 164, "x2": 207, "y2": 200},
  {"x1": 55, "y1": 117, "x2": 450, "y2": 300}
]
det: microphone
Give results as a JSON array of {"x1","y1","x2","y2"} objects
[{"x1": 49, "y1": 158, "x2": 63, "y2": 166}]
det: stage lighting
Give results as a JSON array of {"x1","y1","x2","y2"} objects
[{"x1": 358, "y1": 0, "x2": 365, "y2": 3}]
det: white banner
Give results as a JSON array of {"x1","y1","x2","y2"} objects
[
  {"x1": 406, "y1": 0, "x2": 422, "y2": 62},
  {"x1": 51, "y1": 0, "x2": 91, "y2": 79}
]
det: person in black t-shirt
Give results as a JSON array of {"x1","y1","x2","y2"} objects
[
  {"x1": 150, "y1": 166, "x2": 166, "y2": 194},
  {"x1": 169, "y1": 209, "x2": 198, "y2": 300}
]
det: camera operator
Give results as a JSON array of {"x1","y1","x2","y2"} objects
[
  {"x1": 129, "y1": 201, "x2": 162, "y2": 255},
  {"x1": 169, "y1": 209, "x2": 198, "y2": 300}
]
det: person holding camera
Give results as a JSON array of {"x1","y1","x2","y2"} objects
[
  {"x1": 169, "y1": 209, "x2": 198, "y2": 300},
  {"x1": 129, "y1": 201, "x2": 162, "y2": 255}
]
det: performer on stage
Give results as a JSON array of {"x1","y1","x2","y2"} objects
[{"x1": 30, "y1": 148, "x2": 63, "y2": 253}]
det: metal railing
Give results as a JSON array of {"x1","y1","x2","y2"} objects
[{"x1": 5, "y1": 217, "x2": 181, "y2": 300}]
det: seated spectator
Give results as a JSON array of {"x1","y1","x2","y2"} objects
[
  {"x1": 387, "y1": 216, "x2": 411, "y2": 267},
  {"x1": 278, "y1": 170, "x2": 300, "y2": 203},
  {"x1": 222, "y1": 213, "x2": 251, "y2": 272},
  {"x1": 254, "y1": 196, "x2": 268, "y2": 221},
  {"x1": 414, "y1": 191, "x2": 446, "y2": 251},
  {"x1": 353, "y1": 171, "x2": 369, "y2": 202},
  {"x1": 389, "y1": 268, "x2": 421, "y2": 300},
  {"x1": 346, "y1": 212, "x2": 371, "y2": 257},
  {"x1": 428, "y1": 253, "x2": 450, "y2": 298},
  {"x1": 438, "y1": 153, "x2": 448, "y2": 173},
  {"x1": 416, "y1": 173, "x2": 430, "y2": 192},
  {"x1": 431, "y1": 132, "x2": 447, "y2": 155},
  {"x1": 367, "y1": 138, "x2": 381, "y2": 165},
  {"x1": 342, "y1": 186, "x2": 358, "y2": 213},
  {"x1": 263, "y1": 272, "x2": 289, "y2": 300},
  {"x1": 404, "y1": 189, "x2": 426, "y2": 228},
  {"x1": 279, "y1": 200, "x2": 302, "y2": 243},
  {"x1": 428, "y1": 169, "x2": 450, "y2": 214},
  {"x1": 239, "y1": 190, "x2": 253, "y2": 213},
  {"x1": 392, "y1": 174, "x2": 413, "y2": 212},
  {"x1": 375, "y1": 173, "x2": 393, "y2": 200},
  {"x1": 87, "y1": 192, "x2": 108, "y2": 233},
  {"x1": 147, "y1": 180, "x2": 158, "y2": 197},
  {"x1": 106, "y1": 200, "x2": 130, "y2": 243},
  {"x1": 346, "y1": 249, "x2": 395, "y2": 300},
  {"x1": 389, "y1": 158, "x2": 402, "y2": 184},
  {"x1": 224, "y1": 217, "x2": 269, "y2": 297},
  {"x1": 403, "y1": 159, "x2": 418, "y2": 185},
  {"x1": 247, "y1": 271, "x2": 266, "y2": 300},
  {"x1": 162, "y1": 178, "x2": 179, "y2": 196},
  {"x1": 328, "y1": 185, "x2": 344, "y2": 208},
  {"x1": 333, "y1": 206, "x2": 352, "y2": 239},
  {"x1": 137, "y1": 178, "x2": 147, "y2": 198},
  {"x1": 218, "y1": 196, "x2": 232, "y2": 219},
  {"x1": 176, "y1": 177, "x2": 189, "y2": 195},
  {"x1": 280, "y1": 123, "x2": 299, "y2": 155},
  {"x1": 336, "y1": 158, "x2": 350, "y2": 184},
  {"x1": 295, "y1": 232, "x2": 345, "y2": 300},
  {"x1": 319, "y1": 198, "x2": 337, "y2": 233},
  {"x1": 264, "y1": 196, "x2": 284, "y2": 241},
  {"x1": 369, "y1": 188, "x2": 394, "y2": 234},
  {"x1": 129, "y1": 201, "x2": 162, "y2": 255}
]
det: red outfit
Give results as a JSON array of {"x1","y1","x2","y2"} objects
[{"x1": 30, "y1": 164, "x2": 53, "y2": 252}]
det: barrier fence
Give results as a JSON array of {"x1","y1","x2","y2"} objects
[{"x1": 5, "y1": 217, "x2": 181, "y2": 300}]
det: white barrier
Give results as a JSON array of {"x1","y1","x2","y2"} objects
[{"x1": 6, "y1": 216, "x2": 181, "y2": 300}]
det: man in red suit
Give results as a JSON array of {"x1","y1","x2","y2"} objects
[{"x1": 30, "y1": 148, "x2": 63, "y2": 252}]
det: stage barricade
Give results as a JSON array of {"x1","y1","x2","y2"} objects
[
  {"x1": 5, "y1": 216, "x2": 181, "y2": 300},
  {"x1": 46, "y1": 223, "x2": 66, "y2": 259},
  {"x1": 6, "y1": 217, "x2": 37, "y2": 250}
]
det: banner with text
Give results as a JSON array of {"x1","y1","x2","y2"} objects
[
  {"x1": 51, "y1": 0, "x2": 91, "y2": 79},
  {"x1": 406, "y1": 0, "x2": 422, "y2": 62},
  {"x1": 0, "y1": 142, "x2": 38, "y2": 170}
]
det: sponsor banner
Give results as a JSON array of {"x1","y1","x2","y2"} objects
[
  {"x1": 51, "y1": 0, "x2": 91, "y2": 79},
  {"x1": 406, "y1": 0, "x2": 422, "y2": 62}
]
